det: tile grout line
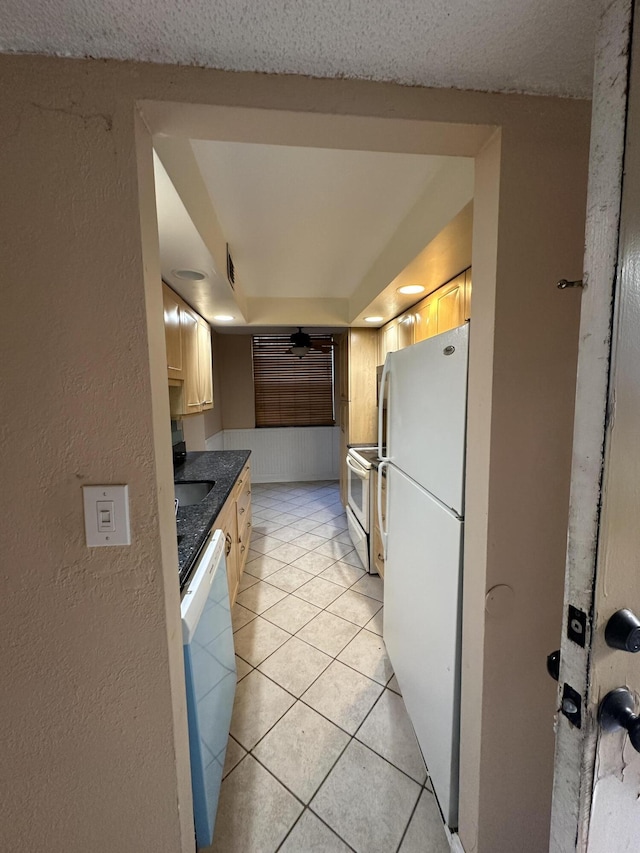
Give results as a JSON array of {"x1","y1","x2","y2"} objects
[{"x1": 224, "y1": 481, "x2": 416, "y2": 851}]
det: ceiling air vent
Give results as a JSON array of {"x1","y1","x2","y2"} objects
[{"x1": 226, "y1": 244, "x2": 235, "y2": 290}]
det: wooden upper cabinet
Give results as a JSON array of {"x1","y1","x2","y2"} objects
[
  {"x1": 182, "y1": 307, "x2": 202, "y2": 414},
  {"x1": 397, "y1": 314, "x2": 415, "y2": 350},
  {"x1": 162, "y1": 282, "x2": 214, "y2": 416},
  {"x1": 162, "y1": 283, "x2": 183, "y2": 379},
  {"x1": 414, "y1": 295, "x2": 437, "y2": 343},
  {"x1": 434, "y1": 272, "x2": 465, "y2": 334},
  {"x1": 380, "y1": 320, "x2": 399, "y2": 362},
  {"x1": 197, "y1": 318, "x2": 213, "y2": 411},
  {"x1": 464, "y1": 268, "x2": 472, "y2": 321},
  {"x1": 380, "y1": 312, "x2": 414, "y2": 358},
  {"x1": 411, "y1": 268, "x2": 470, "y2": 345}
]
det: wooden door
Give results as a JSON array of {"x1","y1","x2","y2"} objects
[{"x1": 550, "y1": 3, "x2": 638, "y2": 850}]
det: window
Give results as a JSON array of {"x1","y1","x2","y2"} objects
[{"x1": 252, "y1": 335, "x2": 335, "y2": 427}]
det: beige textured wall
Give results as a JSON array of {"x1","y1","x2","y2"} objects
[
  {"x1": 0, "y1": 53, "x2": 589, "y2": 853},
  {"x1": 204, "y1": 330, "x2": 224, "y2": 438},
  {"x1": 218, "y1": 335, "x2": 256, "y2": 429},
  {"x1": 0, "y1": 64, "x2": 192, "y2": 852}
]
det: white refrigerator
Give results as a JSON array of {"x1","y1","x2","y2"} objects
[{"x1": 378, "y1": 323, "x2": 468, "y2": 829}]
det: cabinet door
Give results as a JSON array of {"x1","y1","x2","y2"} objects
[
  {"x1": 464, "y1": 268, "x2": 472, "y2": 321},
  {"x1": 182, "y1": 308, "x2": 202, "y2": 414},
  {"x1": 162, "y1": 284, "x2": 183, "y2": 380},
  {"x1": 220, "y1": 501, "x2": 239, "y2": 606},
  {"x1": 435, "y1": 273, "x2": 465, "y2": 334},
  {"x1": 347, "y1": 329, "x2": 378, "y2": 445},
  {"x1": 414, "y1": 296, "x2": 437, "y2": 343},
  {"x1": 397, "y1": 314, "x2": 414, "y2": 350},
  {"x1": 381, "y1": 321, "x2": 399, "y2": 360},
  {"x1": 197, "y1": 318, "x2": 214, "y2": 410}
]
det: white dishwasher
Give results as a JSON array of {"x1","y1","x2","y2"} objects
[{"x1": 181, "y1": 529, "x2": 236, "y2": 849}]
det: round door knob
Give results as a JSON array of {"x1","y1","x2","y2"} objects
[
  {"x1": 605, "y1": 609, "x2": 640, "y2": 653},
  {"x1": 598, "y1": 688, "x2": 640, "y2": 753},
  {"x1": 546, "y1": 649, "x2": 560, "y2": 682}
]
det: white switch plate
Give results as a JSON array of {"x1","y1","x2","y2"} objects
[{"x1": 83, "y1": 485, "x2": 131, "y2": 547}]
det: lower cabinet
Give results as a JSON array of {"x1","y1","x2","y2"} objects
[
  {"x1": 216, "y1": 460, "x2": 252, "y2": 605},
  {"x1": 235, "y1": 461, "x2": 252, "y2": 579}
]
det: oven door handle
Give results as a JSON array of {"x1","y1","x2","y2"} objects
[
  {"x1": 346, "y1": 455, "x2": 368, "y2": 477},
  {"x1": 378, "y1": 356, "x2": 390, "y2": 462},
  {"x1": 377, "y1": 460, "x2": 389, "y2": 560}
]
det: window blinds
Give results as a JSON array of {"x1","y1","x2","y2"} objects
[{"x1": 252, "y1": 335, "x2": 335, "y2": 427}]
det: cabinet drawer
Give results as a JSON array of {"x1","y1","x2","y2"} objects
[
  {"x1": 237, "y1": 482, "x2": 251, "y2": 519},
  {"x1": 238, "y1": 510, "x2": 252, "y2": 573},
  {"x1": 234, "y1": 463, "x2": 251, "y2": 498}
]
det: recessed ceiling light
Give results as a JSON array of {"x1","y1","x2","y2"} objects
[
  {"x1": 173, "y1": 269, "x2": 207, "y2": 281},
  {"x1": 214, "y1": 314, "x2": 235, "y2": 322},
  {"x1": 397, "y1": 284, "x2": 425, "y2": 295},
  {"x1": 364, "y1": 316, "x2": 384, "y2": 323}
]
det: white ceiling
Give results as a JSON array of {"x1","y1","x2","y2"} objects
[
  {"x1": 155, "y1": 139, "x2": 474, "y2": 329},
  {"x1": 190, "y1": 141, "x2": 455, "y2": 299},
  {"x1": 1, "y1": 0, "x2": 597, "y2": 98}
]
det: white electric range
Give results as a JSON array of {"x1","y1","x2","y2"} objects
[{"x1": 345, "y1": 445, "x2": 381, "y2": 574}]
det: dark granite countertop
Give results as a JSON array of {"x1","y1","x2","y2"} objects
[{"x1": 174, "y1": 449, "x2": 251, "y2": 591}]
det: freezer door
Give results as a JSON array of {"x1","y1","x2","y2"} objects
[
  {"x1": 383, "y1": 464, "x2": 463, "y2": 828},
  {"x1": 385, "y1": 324, "x2": 468, "y2": 515}
]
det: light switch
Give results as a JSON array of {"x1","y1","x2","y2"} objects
[
  {"x1": 83, "y1": 485, "x2": 131, "y2": 547},
  {"x1": 97, "y1": 500, "x2": 115, "y2": 532}
]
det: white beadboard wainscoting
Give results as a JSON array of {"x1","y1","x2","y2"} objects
[
  {"x1": 204, "y1": 431, "x2": 225, "y2": 451},
  {"x1": 206, "y1": 426, "x2": 340, "y2": 482}
]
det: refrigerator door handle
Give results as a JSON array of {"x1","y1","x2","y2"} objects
[
  {"x1": 378, "y1": 356, "x2": 391, "y2": 461},
  {"x1": 378, "y1": 460, "x2": 389, "y2": 559}
]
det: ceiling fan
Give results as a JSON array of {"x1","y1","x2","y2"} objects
[{"x1": 287, "y1": 327, "x2": 334, "y2": 358}]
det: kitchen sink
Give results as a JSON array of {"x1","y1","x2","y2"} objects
[{"x1": 174, "y1": 480, "x2": 215, "y2": 507}]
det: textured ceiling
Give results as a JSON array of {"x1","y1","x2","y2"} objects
[{"x1": 0, "y1": 0, "x2": 597, "y2": 97}]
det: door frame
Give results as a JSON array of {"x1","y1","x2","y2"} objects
[{"x1": 549, "y1": 1, "x2": 634, "y2": 849}]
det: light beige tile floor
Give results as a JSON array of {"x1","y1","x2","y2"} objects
[{"x1": 208, "y1": 480, "x2": 450, "y2": 853}]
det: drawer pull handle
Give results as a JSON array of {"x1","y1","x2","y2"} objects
[
  {"x1": 240, "y1": 545, "x2": 246, "y2": 554},
  {"x1": 239, "y1": 507, "x2": 245, "y2": 515}
]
